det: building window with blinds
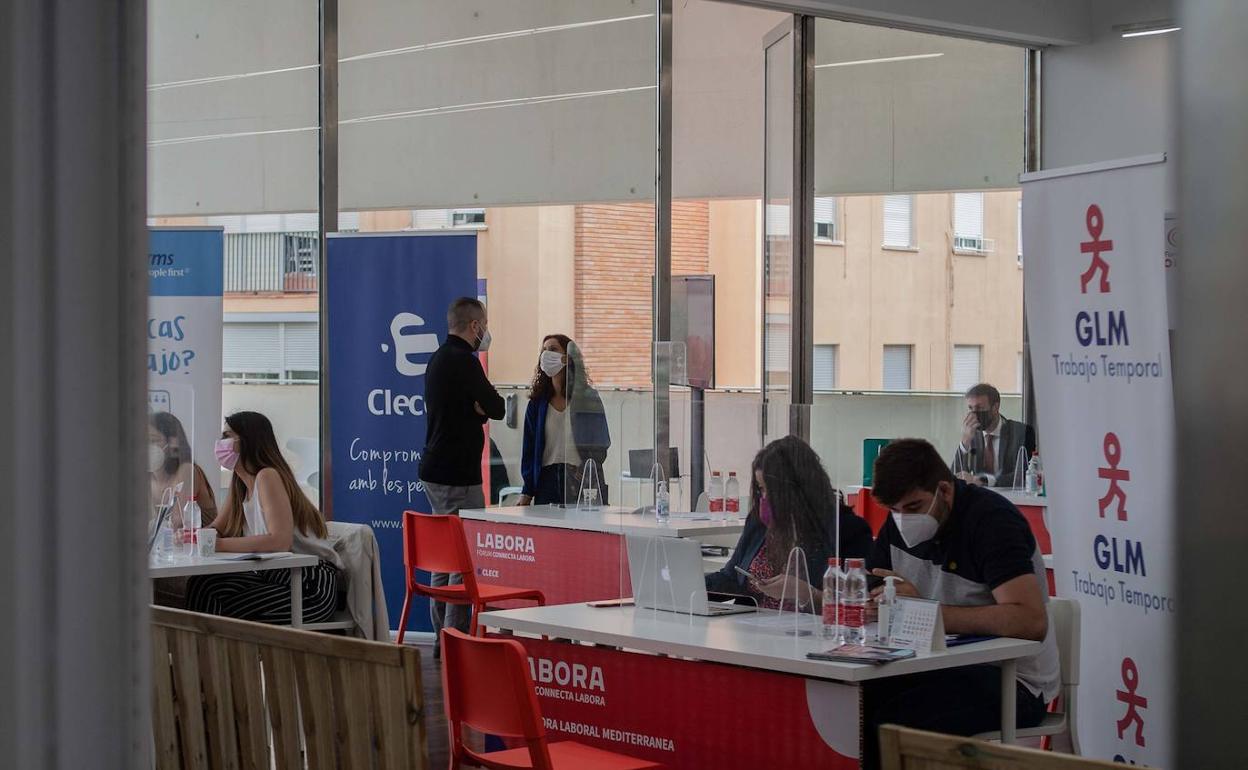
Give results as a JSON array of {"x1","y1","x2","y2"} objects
[
  {"x1": 953, "y1": 193, "x2": 991, "y2": 254},
  {"x1": 412, "y1": 208, "x2": 487, "y2": 229},
  {"x1": 1017, "y1": 200, "x2": 1023, "y2": 265},
  {"x1": 882, "y1": 195, "x2": 915, "y2": 249},
  {"x1": 814, "y1": 344, "x2": 839, "y2": 391},
  {"x1": 952, "y1": 345, "x2": 983, "y2": 392},
  {"x1": 814, "y1": 197, "x2": 839, "y2": 242},
  {"x1": 882, "y1": 345, "x2": 912, "y2": 391},
  {"x1": 223, "y1": 319, "x2": 319, "y2": 384}
]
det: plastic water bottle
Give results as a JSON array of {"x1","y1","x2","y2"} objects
[
  {"x1": 708, "y1": 472, "x2": 724, "y2": 520},
  {"x1": 178, "y1": 497, "x2": 202, "y2": 557},
  {"x1": 725, "y1": 472, "x2": 741, "y2": 518},
  {"x1": 839, "y1": 558, "x2": 868, "y2": 645},
  {"x1": 655, "y1": 480, "x2": 670, "y2": 523},
  {"x1": 821, "y1": 557, "x2": 842, "y2": 640},
  {"x1": 1025, "y1": 452, "x2": 1041, "y2": 494}
]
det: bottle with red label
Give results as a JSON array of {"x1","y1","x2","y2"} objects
[
  {"x1": 725, "y1": 472, "x2": 741, "y2": 518},
  {"x1": 822, "y1": 557, "x2": 842, "y2": 640},
  {"x1": 839, "y1": 558, "x2": 868, "y2": 644},
  {"x1": 708, "y1": 471, "x2": 724, "y2": 520}
]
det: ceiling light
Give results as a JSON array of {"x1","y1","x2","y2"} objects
[
  {"x1": 1116, "y1": 20, "x2": 1180, "y2": 38},
  {"x1": 815, "y1": 53, "x2": 943, "y2": 69}
]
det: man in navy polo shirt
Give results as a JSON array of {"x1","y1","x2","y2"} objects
[{"x1": 861, "y1": 438, "x2": 1059, "y2": 770}]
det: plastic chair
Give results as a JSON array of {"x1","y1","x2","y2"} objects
[
  {"x1": 973, "y1": 598, "x2": 1081, "y2": 753},
  {"x1": 441, "y1": 629, "x2": 663, "y2": 769},
  {"x1": 395, "y1": 512, "x2": 545, "y2": 644}
]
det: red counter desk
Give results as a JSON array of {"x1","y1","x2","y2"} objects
[
  {"x1": 849, "y1": 487, "x2": 1056, "y2": 595},
  {"x1": 480, "y1": 603, "x2": 1042, "y2": 770},
  {"x1": 458, "y1": 505, "x2": 745, "y2": 605}
]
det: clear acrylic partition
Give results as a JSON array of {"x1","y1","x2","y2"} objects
[{"x1": 146, "y1": 383, "x2": 199, "y2": 562}]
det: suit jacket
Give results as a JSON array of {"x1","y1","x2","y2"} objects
[{"x1": 951, "y1": 417, "x2": 1037, "y2": 488}]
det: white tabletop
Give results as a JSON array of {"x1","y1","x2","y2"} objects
[
  {"x1": 149, "y1": 552, "x2": 318, "y2": 579},
  {"x1": 460, "y1": 505, "x2": 746, "y2": 538},
  {"x1": 997, "y1": 490, "x2": 1049, "y2": 508},
  {"x1": 480, "y1": 603, "x2": 1041, "y2": 684}
]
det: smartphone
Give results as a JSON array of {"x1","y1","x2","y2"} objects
[{"x1": 734, "y1": 566, "x2": 758, "y2": 583}]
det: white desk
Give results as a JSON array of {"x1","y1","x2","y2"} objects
[
  {"x1": 480, "y1": 604, "x2": 1040, "y2": 766},
  {"x1": 150, "y1": 553, "x2": 318, "y2": 628}
]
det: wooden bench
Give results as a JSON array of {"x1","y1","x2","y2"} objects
[
  {"x1": 881, "y1": 725, "x2": 1136, "y2": 770},
  {"x1": 151, "y1": 606, "x2": 428, "y2": 769}
]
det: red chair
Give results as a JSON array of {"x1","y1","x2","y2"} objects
[
  {"x1": 441, "y1": 629, "x2": 663, "y2": 769},
  {"x1": 396, "y1": 511, "x2": 545, "y2": 644}
]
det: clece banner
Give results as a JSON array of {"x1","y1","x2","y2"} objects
[
  {"x1": 148, "y1": 227, "x2": 224, "y2": 474},
  {"x1": 327, "y1": 232, "x2": 478, "y2": 630},
  {"x1": 1022, "y1": 155, "x2": 1174, "y2": 767}
]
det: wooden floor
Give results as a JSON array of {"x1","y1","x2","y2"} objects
[{"x1": 414, "y1": 641, "x2": 451, "y2": 769}]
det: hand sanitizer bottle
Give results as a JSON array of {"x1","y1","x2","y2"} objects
[{"x1": 878, "y1": 576, "x2": 901, "y2": 645}]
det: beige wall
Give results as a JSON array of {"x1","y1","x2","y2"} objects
[
  {"x1": 708, "y1": 199, "x2": 762, "y2": 388},
  {"x1": 477, "y1": 205, "x2": 575, "y2": 386}
]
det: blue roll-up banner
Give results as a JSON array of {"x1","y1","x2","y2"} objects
[
  {"x1": 148, "y1": 227, "x2": 224, "y2": 477},
  {"x1": 327, "y1": 232, "x2": 478, "y2": 631}
]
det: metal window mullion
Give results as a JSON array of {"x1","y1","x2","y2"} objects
[
  {"x1": 318, "y1": 0, "x2": 338, "y2": 516},
  {"x1": 653, "y1": 0, "x2": 673, "y2": 480},
  {"x1": 789, "y1": 15, "x2": 815, "y2": 438}
]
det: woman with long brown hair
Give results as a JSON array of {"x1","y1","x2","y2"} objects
[
  {"x1": 186, "y1": 411, "x2": 341, "y2": 624},
  {"x1": 517, "y1": 334, "x2": 611, "y2": 506},
  {"x1": 705, "y1": 435, "x2": 873, "y2": 610}
]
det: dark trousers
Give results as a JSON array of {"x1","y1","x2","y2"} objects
[
  {"x1": 862, "y1": 664, "x2": 1046, "y2": 770},
  {"x1": 534, "y1": 463, "x2": 610, "y2": 507}
]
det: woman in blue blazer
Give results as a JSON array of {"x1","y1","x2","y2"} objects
[
  {"x1": 517, "y1": 335, "x2": 611, "y2": 506},
  {"x1": 705, "y1": 435, "x2": 873, "y2": 608}
]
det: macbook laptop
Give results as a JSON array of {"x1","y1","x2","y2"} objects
[{"x1": 626, "y1": 535, "x2": 755, "y2": 617}]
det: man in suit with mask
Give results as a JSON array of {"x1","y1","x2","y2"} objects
[{"x1": 951, "y1": 383, "x2": 1036, "y2": 488}]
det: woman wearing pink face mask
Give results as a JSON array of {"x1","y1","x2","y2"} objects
[
  {"x1": 704, "y1": 436, "x2": 873, "y2": 610},
  {"x1": 186, "y1": 411, "x2": 342, "y2": 624}
]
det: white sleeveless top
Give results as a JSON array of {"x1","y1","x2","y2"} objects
[
  {"x1": 243, "y1": 492, "x2": 342, "y2": 569},
  {"x1": 541, "y1": 403, "x2": 582, "y2": 467}
]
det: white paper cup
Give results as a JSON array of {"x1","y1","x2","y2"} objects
[{"x1": 198, "y1": 528, "x2": 218, "y2": 557}]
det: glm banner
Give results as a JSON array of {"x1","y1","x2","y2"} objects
[
  {"x1": 1022, "y1": 155, "x2": 1174, "y2": 767},
  {"x1": 326, "y1": 232, "x2": 477, "y2": 629},
  {"x1": 147, "y1": 227, "x2": 224, "y2": 474}
]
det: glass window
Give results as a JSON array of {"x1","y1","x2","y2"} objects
[
  {"x1": 882, "y1": 195, "x2": 915, "y2": 248},
  {"x1": 952, "y1": 345, "x2": 982, "y2": 392},
  {"x1": 953, "y1": 192, "x2": 987, "y2": 253},
  {"x1": 814, "y1": 197, "x2": 839, "y2": 241},
  {"x1": 882, "y1": 345, "x2": 913, "y2": 391}
]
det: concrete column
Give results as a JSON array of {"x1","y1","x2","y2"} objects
[
  {"x1": 0, "y1": 0, "x2": 149, "y2": 766},
  {"x1": 1175, "y1": 2, "x2": 1248, "y2": 766}
]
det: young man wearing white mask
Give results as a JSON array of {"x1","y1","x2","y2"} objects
[
  {"x1": 419, "y1": 297, "x2": 505, "y2": 656},
  {"x1": 859, "y1": 438, "x2": 1058, "y2": 770}
]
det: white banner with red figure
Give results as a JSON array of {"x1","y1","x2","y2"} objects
[{"x1": 1022, "y1": 155, "x2": 1174, "y2": 767}]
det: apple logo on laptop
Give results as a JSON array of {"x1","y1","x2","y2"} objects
[{"x1": 661, "y1": 566, "x2": 671, "y2": 583}]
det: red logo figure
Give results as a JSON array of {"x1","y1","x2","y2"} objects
[
  {"x1": 1080, "y1": 204, "x2": 1113, "y2": 294},
  {"x1": 1116, "y1": 657, "x2": 1148, "y2": 747},
  {"x1": 1098, "y1": 432, "x2": 1129, "y2": 521}
]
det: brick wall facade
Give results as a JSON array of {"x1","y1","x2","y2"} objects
[{"x1": 575, "y1": 202, "x2": 710, "y2": 387}]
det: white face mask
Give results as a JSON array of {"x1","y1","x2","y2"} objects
[
  {"x1": 475, "y1": 325, "x2": 492, "y2": 352},
  {"x1": 148, "y1": 444, "x2": 166, "y2": 473},
  {"x1": 539, "y1": 350, "x2": 565, "y2": 378},
  {"x1": 891, "y1": 491, "x2": 942, "y2": 548}
]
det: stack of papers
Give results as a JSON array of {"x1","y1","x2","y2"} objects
[
  {"x1": 807, "y1": 644, "x2": 917, "y2": 664},
  {"x1": 217, "y1": 551, "x2": 294, "y2": 561}
]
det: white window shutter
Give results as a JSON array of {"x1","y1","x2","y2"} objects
[
  {"x1": 764, "y1": 203, "x2": 790, "y2": 238},
  {"x1": 765, "y1": 315, "x2": 790, "y2": 373},
  {"x1": 814, "y1": 344, "x2": 838, "y2": 390},
  {"x1": 882, "y1": 345, "x2": 912, "y2": 391},
  {"x1": 414, "y1": 209, "x2": 451, "y2": 229},
  {"x1": 223, "y1": 323, "x2": 282, "y2": 374},
  {"x1": 283, "y1": 323, "x2": 319, "y2": 372},
  {"x1": 1017, "y1": 200, "x2": 1023, "y2": 261},
  {"x1": 883, "y1": 196, "x2": 913, "y2": 248},
  {"x1": 814, "y1": 197, "x2": 835, "y2": 224},
  {"x1": 337, "y1": 211, "x2": 360, "y2": 232},
  {"x1": 954, "y1": 193, "x2": 984, "y2": 240},
  {"x1": 952, "y1": 345, "x2": 982, "y2": 392},
  {"x1": 281, "y1": 213, "x2": 319, "y2": 232}
]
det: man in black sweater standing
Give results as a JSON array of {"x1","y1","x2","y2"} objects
[{"x1": 419, "y1": 297, "x2": 506, "y2": 654}]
